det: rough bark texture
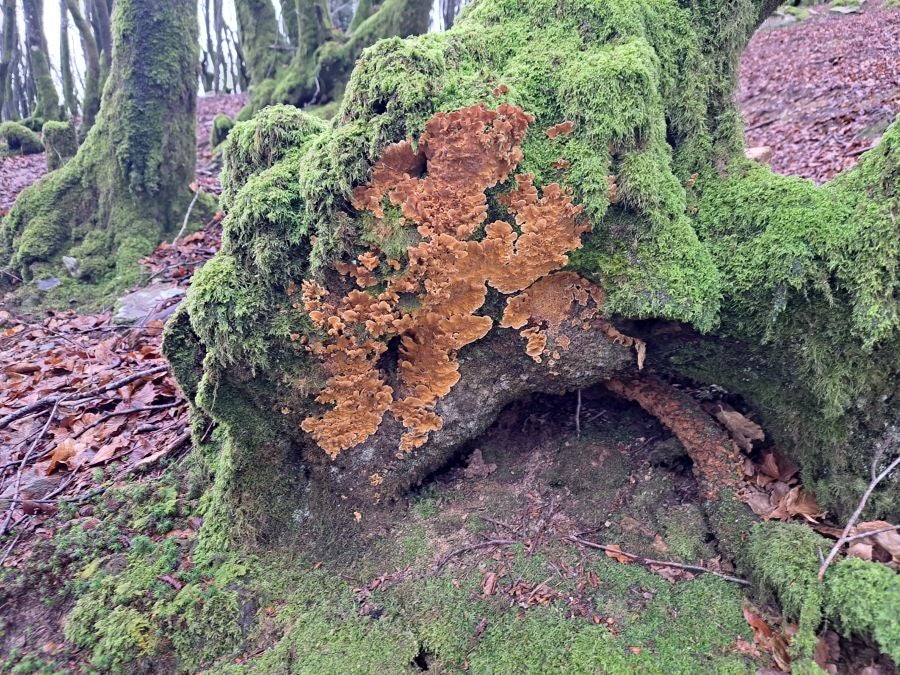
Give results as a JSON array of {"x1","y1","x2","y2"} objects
[
  {"x1": 236, "y1": 0, "x2": 432, "y2": 118},
  {"x1": 163, "y1": 0, "x2": 898, "y2": 657},
  {"x1": 1, "y1": 0, "x2": 197, "y2": 289}
]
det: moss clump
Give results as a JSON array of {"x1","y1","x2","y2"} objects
[
  {"x1": 42, "y1": 120, "x2": 78, "y2": 171},
  {"x1": 745, "y1": 521, "x2": 900, "y2": 665},
  {"x1": 0, "y1": 122, "x2": 44, "y2": 155},
  {"x1": 210, "y1": 113, "x2": 234, "y2": 149}
]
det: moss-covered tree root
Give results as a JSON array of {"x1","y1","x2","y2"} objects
[{"x1": 163, "y1": 0, "x2": 899, "y2": 663}]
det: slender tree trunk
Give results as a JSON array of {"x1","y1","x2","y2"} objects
[
  {"x1": 91, "y1": 0, "x2": 113, "y2": 73},
  {"x1": 280, "y1": 0, "x2": 299, "y2": 46},
  {"x1": 2, "y1": 0, "x2": 198, "y2": 286},
  {"x1": 22, "y1": 0, "x2": 61, "y2": 121},
  {"x1": 60, "y1": 0, "x2": 78, "y2": 117},
  {"x1": 234, "y1": 0, "x2": 287, "y2": 86},
  {"x1": 0, "y1": 0, "x2": 16, "y2": 120},
  {"x1": 213, "y1": 0, "x2": 225, "y2": 91},
  {"x1": 66, "y1": 0, "x2": 101, "y2": 130}
]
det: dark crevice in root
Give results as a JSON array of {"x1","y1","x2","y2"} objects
[{"x1": 412, "y1": 647, "x2": 431, "y2": 670}]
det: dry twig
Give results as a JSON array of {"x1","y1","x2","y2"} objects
[
  {"x1": 818, "y1": 449, "x2": 900, "y2": 580},
  {"x1": 0, "y1": 365, "x2": 168, "y2": 430},
  {"x1": 569, "y1": 535, "x2": 751, "y2": 586},
  {"x1": 435, "y1": 539, "x2": 517, "y2": 571}
]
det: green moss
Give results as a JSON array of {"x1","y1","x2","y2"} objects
[
  {"x1": 1, "y1": 0, "x2": 197, "y2": 302},
  {"x1": 0, "y1": 122, "x2": 44, "y2": 155},
  {"x1": 745, "y1": 521, "x2": 900, "y2": 665},
  {"x1": 210, "y1": 113, "x2": 235, "y2": 149},
  {"x1": 42, "y1": 120, "x2": 78, "y2": 170}
]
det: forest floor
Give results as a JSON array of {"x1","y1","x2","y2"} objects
[{"x1": 1, "y1": 4, "x2": 899, "y2": 673}]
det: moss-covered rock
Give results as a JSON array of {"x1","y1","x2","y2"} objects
[
  {"x1": 0, "y1": 122, "x2": 44, "y2": 155},
  {"x1": 42, "y1": 120, "x2": 78, "y2": 171},
  {"x1": 210, "y1": 113, "x2": 234, "y2": 149}
]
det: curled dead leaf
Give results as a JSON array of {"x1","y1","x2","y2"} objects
[
  {"x1": 604, "y1": 545, "x2": 633, "y2": 564},
  {"x1": 714, "y1": 407, "x2": 764, "y2": 452}
]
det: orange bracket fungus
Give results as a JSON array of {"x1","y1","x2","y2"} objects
[{"x1": 300, "y1": 103, "x2": 637, "y2": 458}]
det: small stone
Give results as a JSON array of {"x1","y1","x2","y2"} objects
[
  {"x1": 61, "y1": 256, "x2": 80, "y2": 277},
  {"x1": 745, "y1": 146, "x2": 773, "y2": 164},
  {"x1": 36, "y1": 277, "x2": 60, "y2": 291},
  {"x1": 114, "y1": 283, "x2": 185, "y2": 323},
  {"x1": 78, "y1": 504, "x2": 94, "y2": 517}
]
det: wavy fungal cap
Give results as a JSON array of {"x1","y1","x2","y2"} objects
[{"x1": 300, "y1": 102, "x2": 632, "y2": 458}]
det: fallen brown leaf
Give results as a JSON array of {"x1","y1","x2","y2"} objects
[{"x1": 604, "y1": 545, "x2": 633, "y2": 564}]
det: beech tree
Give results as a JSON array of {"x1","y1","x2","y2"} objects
[
  {"x1": 234, "y1": 0, "x2": 432, "y2": 116},
  {"x1": 1, "y1": 0, "x2": 198, "y2": 287},
  {"x1": 162, "y1": 0, "x2": 899, "y2": 658}
]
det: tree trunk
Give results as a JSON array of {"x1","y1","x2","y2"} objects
[
  {"x1": 2, "y1": 0, "x2": 198, "y2": 287},
  {"x1": 234, "y1": 0, "x2": 287, "y2": 87},
  {"x1": 237, "y1": 0, "x2": 432, "y2": 116},
  {"x1": 22, "y1": 0, "x2": 62, "y2": 121},
  {"x1": 90, "y1": 0, "x2": 113, "y2": 73},
  {"x1": 163, "y1": 0, "x2": 897, "y2": 659},
  {"x1": 60, "y1": 0, "x2": 79, "y2": 117},
  {"x1": 65, "y1": 0, "x2": 102, "y2": 130},
  {"x1": 0, "y1": 0, "x2": 15, "y2": 120}
]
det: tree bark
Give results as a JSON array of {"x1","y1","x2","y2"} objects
[
  {"x1": 22, "y1": 0, "x2": 62, "y2": 121},
  {"x1": 65, "y1": 0, "x2": 101, "y2": 130},
  {"x1": 59, "y1": 0, "x2": 79, "y2": 117},
  {"x1": 234, "y1": 0, "x2": 288, "y2": 87},
  {"x1": 2, "y1": 0, "x2": 198, "y2": 286},
  {"x1": 0, "y1": 0, "x2": 16, "y2": 120}
]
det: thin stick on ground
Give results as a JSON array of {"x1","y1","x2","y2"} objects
[
  {"x1": 0, "y1": 517, "x2": 30, "y2": 566},
  {"x1": 435, "y1": 539, "x2": 517, "y2": 571},
  {"x1": 174, "y1": 188, "x2": 200, "y2": 243},
  {"x1": 575, "y1": 388, "x2": 582, "y2": 437},
  {"x1": 0, "y1": 400, "x2": 62, "y2": 536},
  {"x1": 818, "y1": 450, "x2": 900, "y2": 580},
  {"x1": 841, "y1": 524, "x2": 900, "y2": 545},
  {"x1": 568, "y1": 535, "x2": 751, "y2": 586},
  {"x1": 0, "y1": 365, "x2": 169, "y2": 430}
]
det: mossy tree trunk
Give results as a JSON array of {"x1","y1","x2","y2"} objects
[
  {"x1": 65, "y1": 0, "x2": 102, "y2": 130},
  {"x1": 164, "y1": 0, "x2": 898, "y2": 659},
  {"x1": 22, "y1": 0, "x2": 62, "y2": 121},
  {"x1": 0, "y1": 0, "x2": 16, "y2": 120},
  {"x1": 235, "y1": 0, "x2": 432, "y2": 117},
  {"x1": 1, "y1": 0, "x2": 198, "y2": 286},
  {"x1": 234, "y1": 0, "x2": 288, "y2": 87}
]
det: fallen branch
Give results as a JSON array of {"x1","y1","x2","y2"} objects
[
  {"x1": 818, "y1": 448, "x2": 900, "y2": 580},
  {"x1": 174, "y1": 189, "x2": 201, "y2": 243},
  {"x1": 568, "y1": 535, "x2": 751, "y2": 586},
  {"x1": 435, "y1": 539, "x2": 517, "y2": 571},
  {"x1": 0, "y1": 365, "x2": 169, "y2": 430}
]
